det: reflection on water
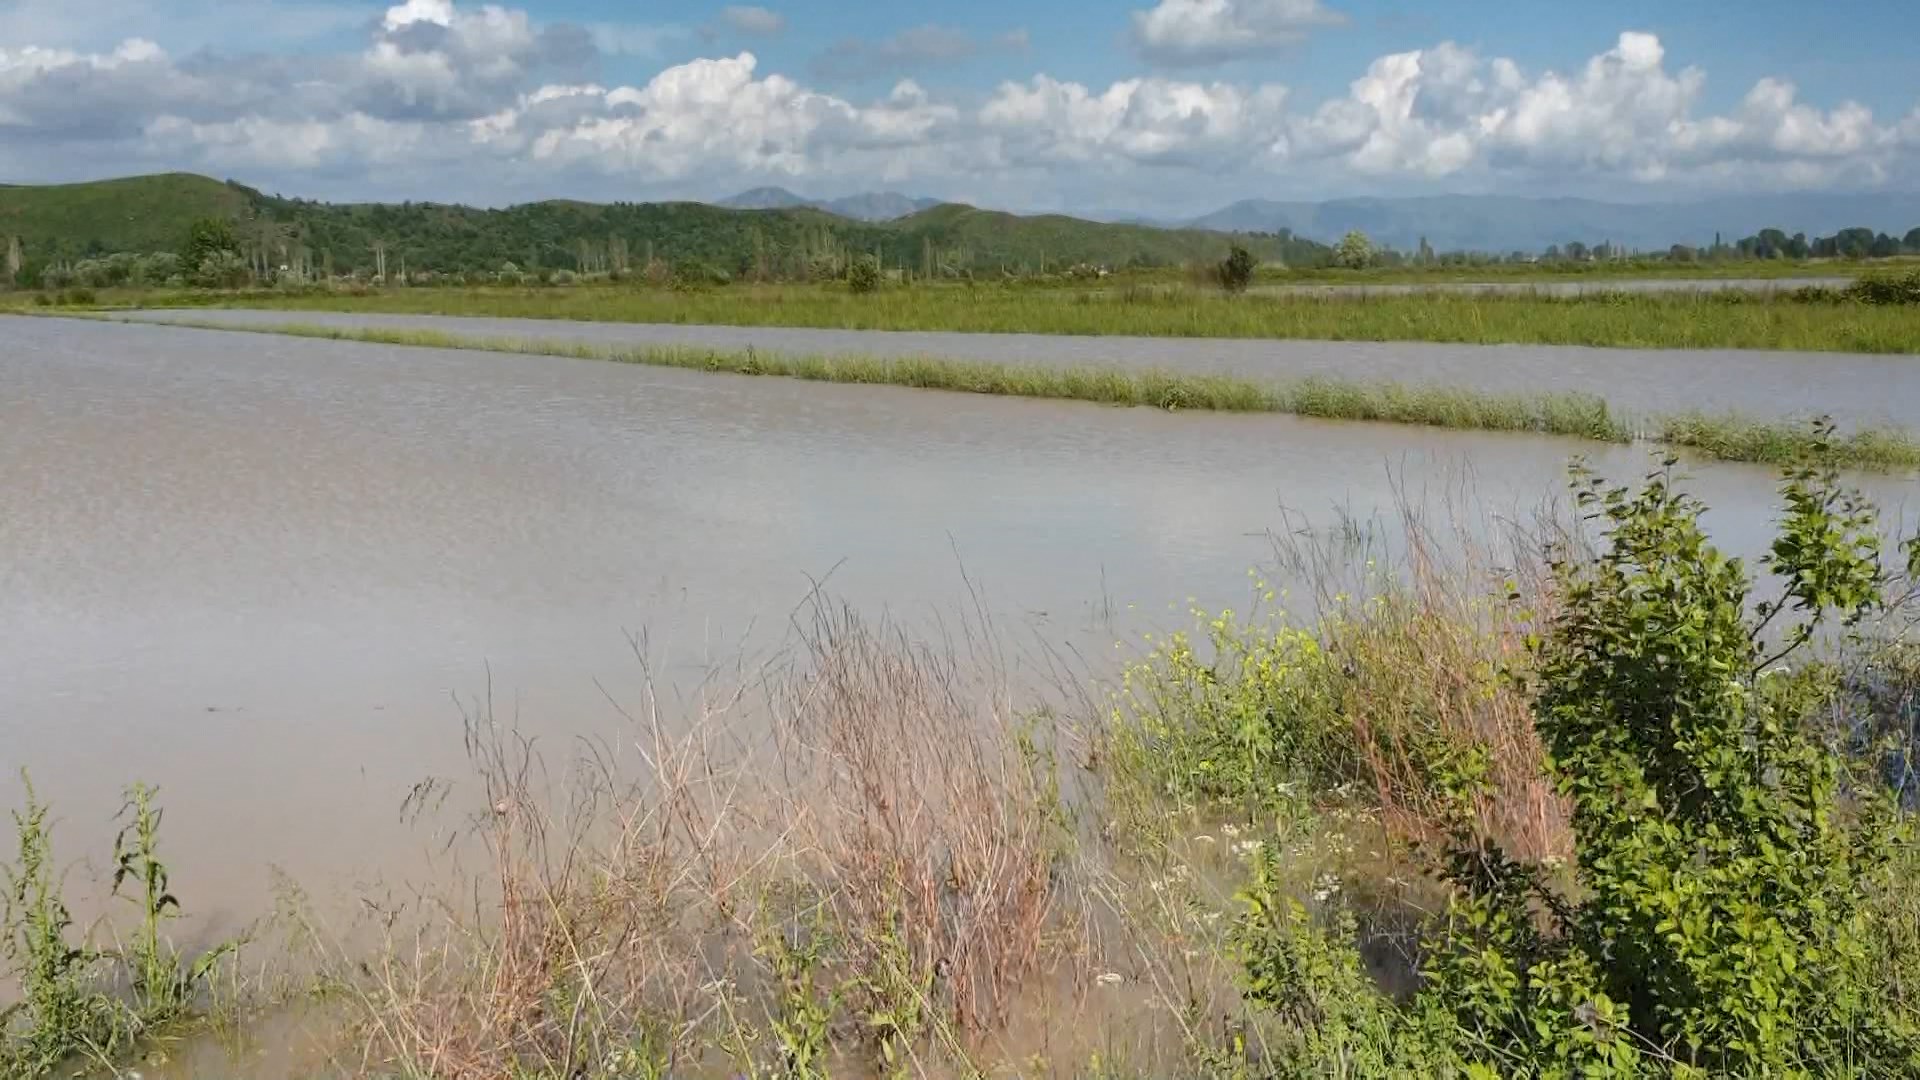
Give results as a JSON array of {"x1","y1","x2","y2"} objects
[{"x1": 1, "y1": 315, "x2": 1912, "y2": 925}]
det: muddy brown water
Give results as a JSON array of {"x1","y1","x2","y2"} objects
[
  {"x1": 122, "y1": 307, "x2": 1920, "y2": 430},
  {"x1": 2, "y1": 314, "x2": 1915, "y2": 938}
]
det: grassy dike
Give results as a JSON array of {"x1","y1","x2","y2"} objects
[
  {"x1": 159, "y1": 281, "x2": 1920, "y2": 354},
  {"x1": 71, "y1": 312, "x2": 1920, "y2": 470}
]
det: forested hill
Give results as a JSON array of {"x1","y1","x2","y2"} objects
[{"x1": 0, "y1": 173, "x2": 1327, "y2": 279}]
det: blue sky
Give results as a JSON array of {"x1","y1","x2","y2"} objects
[{"x1": 3, "y1": 0, "x2": 1917, "y2": 213}]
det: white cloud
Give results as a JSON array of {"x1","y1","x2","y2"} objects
[
  {"x1": 0, "y1": 8, "x2": 1913, "y2": 212},
  {"x1": 383, "y1": 0, "x2": 454, "y2": 30},
  {"x1": 470, "y1": 53, "x2": 959, "y2": 186},
  {"x1": 980, "y1": 74, "x2": 1289, "y2": 169},
  {"x1": 1132, "y1": 0, "x2": 1345, "y2": 66},
  {"x1": 719, "y1": 5, "x2": 786, "y2": 37},
  {"x1": 1287, "y1": 31, "x2": 1897, "y2": 189}
]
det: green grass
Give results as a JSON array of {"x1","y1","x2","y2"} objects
[
  {"x1": 105, "y1": 281, "x2": 1920, "y2": 353},
  {"x1": 1658, "y1": 412, "x2": 1920, "y2": 469},
  {"x1": 1246, "y1": 257, "x2": 1893, "y2": 286},
  {"x1": 64, "y1": 312, "x2": 1920, "y2": 470}
]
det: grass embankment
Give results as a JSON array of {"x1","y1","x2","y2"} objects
[
  {"x1": 1249, "y1": 257, "x2": 1888, "y2": 286},
  {"x1": 87, "y1": 313, "x2": 1920, "y2": 470},
  {"x1": 9, "y1": 462, "x2": 1920, "y2": 1078},
  {"x1": 110, "y1": 280, "x2": 1920, "y2": 353}
]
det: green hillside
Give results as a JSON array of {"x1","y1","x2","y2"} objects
[
  {"x1": 0, "y1": 172, "x2": 1327, "y2": 282},
  {"x1": 0, "y1": 173, "x2": 257, "y2": 261}
]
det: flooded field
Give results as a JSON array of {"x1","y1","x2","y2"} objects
[
  {"x1": 122, "y1": 307, "x2": 1920, "y2": 429},
  {"x1": 2, "y1": 313, "x2": 1914, "y2": 924}
]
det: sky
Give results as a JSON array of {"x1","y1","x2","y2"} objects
[{"x1": 2, "y1": 0, "x2": 1918, "y2": 216}]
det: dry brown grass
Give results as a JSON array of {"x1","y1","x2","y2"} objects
[
  {"x1": 1267, "y1": 496, "x2": 1573, "y2": 864},
  {"x1": 337, "y1": 601, "x2": 1085, "y2": 1079},
  {"x1": 295, "y1": 499, "x2": 1600, "y2": 1078}
]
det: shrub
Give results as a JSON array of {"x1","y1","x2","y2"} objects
[
  {"x1": 180, "y1": 217, "x2": 237, "y2": 278},
  {"x1": 670, "y1": 259, "x2": 729, "y2": 292},
  {"x1": 1845, "y1": 270, "x2": 1920, "y2": 306},
  {"x1": 191, "y1": 249, "x2": 251, "y2": 289},
  {"x1": 1217, "y1": 244, "x2": 1257, "y2": 293},
  {"x1": 846, "y1": 255, "x2": 882, "y2": 294},
  {"x1": 1108, "y1": 613, "x2": 1340, "y2": 822},
  {"x1": 1227, "y1": 443, "x2": 1920, "y2": 1076},
  {"x1": 1334, "y1": 230, "x2": 1375, "y2": 270}
]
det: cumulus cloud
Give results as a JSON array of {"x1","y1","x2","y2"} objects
[
  {"x1": 470, "y1": 53, "x2": 960, "y2": 187},
  {"x1": 980, "y1": 74, "x2": 1289, "y2": 169},
  {"x1": 1284, "y1": 32, "x2": 1897, "y2": 188},
  {"x1": 1132, "y1": 0, "x2": 1345, "y2": 66},
  {"x1": 0, "y1": 6, "x2": 1913, "y2": 211},
  {"x1": 719, "y1": 5, "x2": 786, "y2": 37}
]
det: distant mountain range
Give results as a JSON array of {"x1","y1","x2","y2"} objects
[
  {"x1": 717, "y1": 186, "x2": 941, "y2": 222},
  {"x1": 1180, "y1": 193, "x2": 1920, "y2": 253},
  {"x1": 718, "y1": 187, "x2": 1920, "y2": 252}
]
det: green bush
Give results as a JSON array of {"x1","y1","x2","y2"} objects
[
  {"x1": 191, "y1": 249, "x2": 251, "y2": 289},
  {"x1": 670, "y1": 259, "x2": 729, "y2": 292},
  {"x1": 1845, "y1": 271, "x2": 1920, "y2": 306},
  {"x1": 1228, "y1": 445, "x2": 1920, "y2": 1077},
  {"x1": 1218, "y1": 244, "x2": 1257, "y2": 293},
  {"x1": 1108, "y1": 615, "x2": 1341, "y2": 821},
  {"x1": 846, "y1": 256, "x2": 882, "y2": 295},
  {"x1": 180, "y1": 217, "x2": 237, "y2": 279}
]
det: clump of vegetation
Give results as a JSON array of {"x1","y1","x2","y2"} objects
[
  {"x1": 1660, "y1": 411, "x2": 1920, "y2": 469},
  {"x1": 669, "y1": 258, "x2": 729, "y2": 291},
  {"x1": 1431, "y1": 451, "x2": 1915, "y2": 1074},
  {"x1": 846, "y1": 254, "x2": 882, "y2": 294},
  {"x1": 329, "y1": 601, "x2": 1072, "y2": 1079},
  {"x1": 180, "y1": 218, "x2": 240, "y2": 281},
  {"x1": 112, "y1": 784, "x2": 240, "y2": 1026},
  {"x1": 2, "y1": 777, "x2": 238, "y2": 1076},
  {"x1": 1112, "y1": 442, "x2": 1920, "y2": 1076},
  {"x1": 1217, "y1": 244, "x2": 1258, "y2": 293},
  {"x1": 2, "y1": 776, "x2": 122, "y2": 1076},
  {"x1": 1334, "y1": 229, "x2": 1375, "y2": 270},
  {"x1": 1846, "y1": 269, "x2": 1920, "y2": 305}
]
